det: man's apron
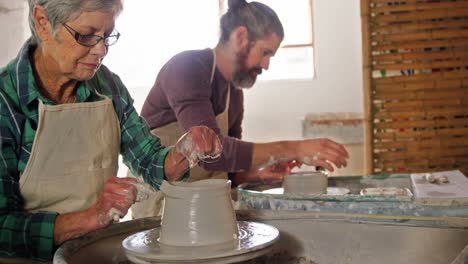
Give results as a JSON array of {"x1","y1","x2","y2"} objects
[
  {"x1": 131, "y1": 50, "x2": 229, "y2": 218},
  {"x1": 1, "y1": 93, "x2": 120, "y2": 263}
]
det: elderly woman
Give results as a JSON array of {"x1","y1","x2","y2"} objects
[{"x1": 0, "y1": 0, "x2": 222, "y2": 261}]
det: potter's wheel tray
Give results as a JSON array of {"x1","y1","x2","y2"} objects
[
  {"x1": 122, "y1": 221, "x2": 279, "y2": 263},
  {"x1": 263, "y1": 187, "x2": 351, "y2": 196}
]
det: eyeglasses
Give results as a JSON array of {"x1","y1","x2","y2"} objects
[{"x1": 62, "y1": 23, "x2": 120, "y2": 47}]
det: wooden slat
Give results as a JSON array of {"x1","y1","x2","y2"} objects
[
  {"x1": 374, "y1": 137, "x2": 468, "y2": 149},
  {"x1": 374, "y1": 147, "x2": 468, "y2": 159},
  {"x1": 371, "y1": 0, "x2": 419, "y2": 5},
  {"x1": 372, "y1": 38, "x2": 468, "y2": 52},
  {"x1": 374, "y1": 107, "x2": 468, "y2": 119},
  {"x1": 372, "y1": 8, "x2": 468, "y2": 24},
  {"x1": 374, "y1": 69, "x2": 468, "y2": 84},
  {"x1": 375, "y1": 79, "x2": 466, "y2": 92},
  {"x1": 371, "y1": 1, "x2": 468, "y2": 13},
  {"x1": 375, "y1": 166, "x2": 468, "y2": 174},
  {"x1": 377, "y1": 158, "x2": 468, "y2": 168},
  {"x1": 373, "y1": 20, "x2": 468, "y2": 35},
  {"x1": 374, "y1": 71, "x2": 468, "y2": 85},
  {"x1": 370, "y1": 0, "x2": 454, "y2": 4},
  {"x1": 376, "y1": 160, "x2": 468, "y2": 174},
  {"x1": 376, "y1": 158, "x2": 468, "y2": 173},
  {"x1": 373, "y1": 59, "x2": 468, "y2": 71},
  {"x1": 373, "y1": 50, "x2": 468, "y2": 63},
  {"x1": 373, "y1": 29, "x2": 468, "y2": 43},
  {"x1": 377, "y1": 98, "x2": 468, "y2": 110},
  {"x1": 362, "y1": 0, "x2": 374, "y2": 174},
  {"x1": 373, "y1": 118, "x2": 468, "y2": 130},
  {"x1": 374, "y1": 127, "x2": 468, "y2": 140},
  {"x1": 373, "y1": 88, "x2": 468, "y2": 100},
  {"x1": 377, "y1": 157, "x2": 468, "y2": 168}
]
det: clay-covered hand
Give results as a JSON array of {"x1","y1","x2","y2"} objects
[
  {"x1": 88, "y1": 176, "x2": 137, "y2": 229},
  {"x1": 296, "y1": 138, "x2": 349, "y2": 172},
  {"x1": 258, "y1": 160, "x2": 302, "y2": 183},
  {"x1": 174, "y1": 125, "x2": 223, "y2": 168}
]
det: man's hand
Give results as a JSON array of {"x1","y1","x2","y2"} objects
[
  {"x1": 175, "y1": 125, "x2": 223, "y2": 168},
  {"x1": 233, "y1": 160, "x2": 302, "y2": 185},
  {"x1": 295, "y1": 138, "x2": 348, "y2": 172},
  {"x1": 258, "y1": 160, "x2": 302, "y2": 183}
]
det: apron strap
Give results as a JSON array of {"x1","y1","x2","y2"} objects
[
  {"x1": 210, "y1": 49, "x2": 217, "y2": 85},
  {"x1": 211, "y1": 49, "x2": 230, "y2": 112}
]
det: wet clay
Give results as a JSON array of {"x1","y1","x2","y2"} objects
[
  {"x1": 159, "y1": 179, "x2": 238, "y2": 246},
  {"x1": 283, "y1": 171, "x2": 328, "y2": 195}
]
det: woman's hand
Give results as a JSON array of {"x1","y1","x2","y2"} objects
[
  {"x1": 88, "y1": 176, "x2": 138, "y2": 229},
  {"x1": 54, "y1": 176, "x2": 139, "y2": 245}
]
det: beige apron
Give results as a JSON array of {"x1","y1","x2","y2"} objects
[
  {"x1": 2, "y1": 96, "x2": 120, "y2": 263},
  {"x1": 131, "y1": 50, "x2": 230, "y2": 218},
  {"x1": 19, "y1": 98, "x2": 121, "y2": 213}
]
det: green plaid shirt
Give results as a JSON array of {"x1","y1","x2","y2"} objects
[{"x1": 0, "y1": 39, "x2": 183, "y2": 261}]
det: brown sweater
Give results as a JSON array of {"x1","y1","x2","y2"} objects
[{"x1": 141, "y1": 49, "x2": 253, "y2": 172}]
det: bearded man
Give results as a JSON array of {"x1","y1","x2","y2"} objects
[{"x1": 131, "y1": 0, "x2": 349, "y2": 218}]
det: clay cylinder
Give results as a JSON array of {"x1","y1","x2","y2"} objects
[
  {"x1": 159, "y1": 179, "x2": 238, "y2": 247},
  {"x1": 283, "y1": 171, "x2": 328, "y2": 195}
]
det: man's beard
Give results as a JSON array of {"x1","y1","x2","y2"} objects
[{"x1": 232, "y1": 45, "x2": 262, "y2": 89}]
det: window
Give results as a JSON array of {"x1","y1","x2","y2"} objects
[
  {"x1": 105, "y1": 0, "x2": 315, "y2": 89},
  {"x1": 105, "y1": 1, "x2": 220, "y2": 87}
]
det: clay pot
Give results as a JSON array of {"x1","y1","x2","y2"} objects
[
  {"x1": 159, "y1": 179, "x2": 238, "y2": 247},
  {"x1": 283, "y1": 171, "x2": 328, "y2": 195}
]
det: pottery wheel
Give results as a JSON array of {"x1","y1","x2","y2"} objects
[{"x1": 122, "y1": 221, "x2": 279, "y2": 264}]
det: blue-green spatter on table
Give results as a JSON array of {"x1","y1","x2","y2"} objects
[{"x1": 237, "y1": 174, "x2": 468, "y2": 228}]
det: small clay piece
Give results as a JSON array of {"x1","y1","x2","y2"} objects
[
  {"x1": 424, "y1": 173, "x2": 450, "y2": 185},
  {"x1": 283, "y1": 171, "x2": 328, "y2": 195},
  {"x1": 436, "y1": 175, "x2": 449, "y2": 184},
  {"x1": 424, "y1": 173, "x2": 436, "y2": 183}
]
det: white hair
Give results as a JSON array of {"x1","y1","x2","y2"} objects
[{"x1": 28, "y1": 0, "x2": 123, "y2": 44}]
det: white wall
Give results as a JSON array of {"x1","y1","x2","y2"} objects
[
  {"x1": 0, "y1": 0, "x2": 29, "y2": 66},
  {"x1": 0, "y1": 0, "x2": 365, "y2": 175},
  {"x1": 0, "y1": 0, "x2": 364, "y2": 141},
  {"x1": 242, "y1": 0, "x2": 364, "y2": 142}
]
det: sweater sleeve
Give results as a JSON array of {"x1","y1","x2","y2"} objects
[{"x1": 158, "y1": 52, "x2": 253, "y2": 172}]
